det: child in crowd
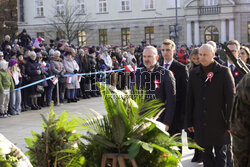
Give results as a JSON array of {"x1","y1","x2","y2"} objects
[
  {"x1": 0, "y1": 60, "x2": 14, "y2": 118},
  {"x1": 8, "y1": 59, "x2": 23, "y2": 115}
]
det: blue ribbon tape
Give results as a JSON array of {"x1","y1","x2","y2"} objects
[{"x1": 4, "y1": 67, "x2": 142, "y2": 92}]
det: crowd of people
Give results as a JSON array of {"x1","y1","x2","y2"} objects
[
  {"x1": 0, "y1": 30, "x2": 145, "y2": 116},
  {"x1": 0, "y1": 29, "x2": 250, "y2": 166}
]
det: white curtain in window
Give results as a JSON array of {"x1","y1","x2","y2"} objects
[
  {"x1": 144, "y1": 0, "x2": 154, "y2": 9},
  {"x1": 35, "y1": 0, "x2": 44, "y2": 17},
  {"x1": 121, "y1": 0, "x2": 131, "y2": 11},
  {"x1": 166, "y1": 0, "x2": 180, "y2": 8},
  {"x1": 98, "y1": 0, "x2": 108, "y2": 13},
  {"x1": 76, "y1": 0, "x2": 85, "y2": 14},
  {"x1": 55, "y1": 0, "x2": 65, "y2": 15}
]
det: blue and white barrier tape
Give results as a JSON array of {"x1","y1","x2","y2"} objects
[{"x1": 4, "y1": 67, "x2": 142, "y2": 93}]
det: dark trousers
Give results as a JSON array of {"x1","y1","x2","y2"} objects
[
  {"x1": 168, "y1": 122, "x2": 182, "y2": 154},
  {"x1": 202, "y1": 145, "x2": 227, "y2": 167}
]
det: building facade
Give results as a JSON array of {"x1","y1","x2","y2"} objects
[{"x1": 17, "y1": 0, "x2": 250, "y2": 47}]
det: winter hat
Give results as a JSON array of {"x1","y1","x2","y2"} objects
[
  {"x1": 57, "y1": 43, "x2": 63, "y2": 48},
  {"x1": 41, "y1": 51, "x2": 48, "y2": 56},
  {"x1": 22, "y1": 29, "x2": 27, "y2": 33},
  {"x1": 9, "y1": 59, "x2": 18, "y2": 66},
  {"x1": 38, "y1": 36, "x2": 44, "y2": 42}
]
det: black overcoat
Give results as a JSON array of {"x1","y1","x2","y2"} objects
[{"x1": 185, "y1": 61, "x2": 235, "y2": 147}]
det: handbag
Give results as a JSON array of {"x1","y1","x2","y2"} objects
[{"x1": 36, "y1": 85, "x2": 44, "y2": 94}]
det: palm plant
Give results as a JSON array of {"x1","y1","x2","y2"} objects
[{"x1": 77, "y1": 83, "x2": 201, "y2": 167}]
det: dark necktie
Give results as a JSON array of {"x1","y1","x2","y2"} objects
[
  {"x1": 164, "y1": 64, "x2": 169, "y2": 69},
  {"x1": 230, "y1": 64, "x2": 234, "y2": 74}
]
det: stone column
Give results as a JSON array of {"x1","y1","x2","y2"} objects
[
  {"x1": 229, "y1": 19, "x2": 235, "y2": 40},
  {"x1": 186, "y1": 21, "x2": 192, "y2": 47},
  {"x1": 220, "y1": 19, "x2": 226, "y2": 43},
  {"x1": 194, "y1": 21, "x2": 200, "y2": 45}
]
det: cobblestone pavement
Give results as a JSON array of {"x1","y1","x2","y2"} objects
[{"x1": 0, "y1": 97, "x2": 202, "y2": 167}]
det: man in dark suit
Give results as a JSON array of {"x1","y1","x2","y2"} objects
[
  {"x1": 185, "y1": 44, "x2": 235, "y2": 167},
  {"x1": 134, "y1": 46, "x2": 176, "y2": 131},
  {"x1": 222, "y1": 40, "x2": 250, "y2": 167},
  {"x1": 223, "y1": 40, "x2": 250, "y2": 86},
  {"x1": 159, "y1": 39, "x2": 189, "y2": 139}
]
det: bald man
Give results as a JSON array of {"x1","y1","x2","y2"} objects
[
  {"x1": 207, "y1": 41, "x2": 224, "y2": 64},
  {"x1": 134, "y1": 46, "x2": 176, "y2": 131},
  {"x1": 185, "y1": 44, "x2": 235, "y2": 167}
]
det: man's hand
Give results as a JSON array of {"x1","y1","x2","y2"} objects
[
  {"x1": 165, "y1": 125, "x2": 169, "y2": 131},
  {"x1": 188, "y1": 127, "x2": 194, "y2": 133}
]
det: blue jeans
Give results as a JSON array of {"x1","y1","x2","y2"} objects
[
  {"x1": 10, "y1": 90, "x2": 22, "y2": 114},
  {"x1": 46, "y1": 85, "x2": 54, "y2": 105},
  {"x1": 67, "y1": 89, "x2": 75, "y2": 100}
]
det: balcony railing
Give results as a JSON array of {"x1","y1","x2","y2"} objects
[{"x1": 198, "y1": 6, "x2": 221, "y2": 15}]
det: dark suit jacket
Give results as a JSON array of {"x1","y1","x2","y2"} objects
[
  {"x1": 134, "y1": 64, "x2": 176, "y2": 126},
  {"x1": 222, "y1": 62, "x2": 250, "y2": 86},
  {"x1": 160, "y1": 59, "x2": 189, "y2": 131}
]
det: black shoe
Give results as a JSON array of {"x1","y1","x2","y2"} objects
[
  {"x1": 31, "y1": 105, "x2": 38, "y2": 110},
  {"x1": 91, "y1": 92, "x2": 98, "y2": 97},
  {"x1": 71, "y1": 99, "x2": 77, "y2": 102},
  {"x1": 196, "y1": 151, "x2": 202, "y2": 163},
  {"x1": 75, "y1": 97, "x2": 80, "y2": 101},
  {"x1": 67, "y1": 99, "x2": 71, "y2": 103},
  {"x1": 82, "y1": 95, "x2": 87, "y2": 99},
  {"x1": 36, "y1": 105, "x2": 42, "y2": 110},
  {"x1": 191, "y1": 150, "x2": 199, "y2": 162},
  {"x1": 25, "y1": 105, "x2": 30, "y2": 109},
  {"x1": 86, "y1": 93, "x2": 91, "y2": 98},
  {"x1": 21, "y1": 107, "x2": 27, "y2": 112}
]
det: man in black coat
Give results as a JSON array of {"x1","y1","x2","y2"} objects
[
  {"x1": 159, "y1": 39, "x2": 189, "y2": 139},
  {"x1": 223, "y1": 40, "x2": 250, "y2": 86},
  {"x1": 134, "y1": 46, "x2": 176, "y2": 131},
  {"x1": 17, "y1": 29, "x2": 31, "y2": 48},
  {"x1": 185, "y1": 44, "x2": 235, "y2": 167}
]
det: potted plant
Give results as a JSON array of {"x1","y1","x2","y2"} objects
[{"x1": 76, "y1": 83, "x2": 201, "y2": 167}]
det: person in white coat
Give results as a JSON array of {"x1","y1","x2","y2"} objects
[{"x1": 63, "y1": 51, "x2": 79, "y2": 103}]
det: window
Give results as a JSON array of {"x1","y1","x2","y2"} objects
[
  {"x1": 57, "y1": 31, "x2": 65, "y2": 39},
  {"x1": 37, "y1": 32, "x2": 45, "y2": 38},
  {"x1": 145, "y1": 27, "x2": 154, "y2": 44},
  {"x1": 78, "y1": 30, "x2": 86, "y2": 46},
  {"x1": 204, "y1": 0, "x2": 218, "y2": 6},
  {"x1": 204, "y1": 26, "x2": 219, "y2": 43},
  {"x1": 120, "y1": 0, "x2": 131, "y2": 11},
  {"x1": 166, "y1": 0, "x2": 180, "y2": 8},
  {"x1": 99, "y1": 29, "x2": 108, "y2": 45},
  {"x1": 121, "y1": 28, "x2": 130, "y2": 46},
  {"x1": 144, "y1": 0, "x2": 154, "y2": 10},
  {"x1": 248, "y1": 22, "x2": 250, "y2": 42},
  {"x1": 55, "y1": 0, "x2": 65, "y2": 16},
  {"x1": 75, "y1": 0, "x2": 85, "y2": 14},
  {"x1": 34, "y1": 0, "x2": 44, "y2": 17},
  {"x1": 98, "y1": 0, "x2": 108, "y2": 13}
]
